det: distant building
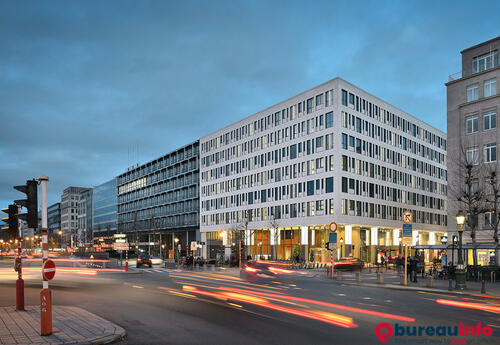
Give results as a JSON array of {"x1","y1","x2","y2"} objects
[
  {"x1": 447, "y1": 36, "x2": 499, "y2": 265},
  {"x1": 48, "y1": 202, "x2": 61, "y2": 235},
  {"x1": 77, "y1": 189, "x2": 93, "y2": 247},
  {"x1": 92, "y1": 178, "x2": 118, "y2": 239},
  {"x1": 117, "y1": 141, "x2": 199, "y2": 257},
  {"x1": 61, "y1": 186, "x2": 89, "y2": 247}
]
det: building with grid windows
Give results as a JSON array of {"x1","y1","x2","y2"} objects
[
  {"x1": 200, "y1": 77, "x2": 447, "y2": 264},
  {"x1": 447, "y1": 36, "x2": 499, "y2": 266},
  {"x1": 117, "y1": 141, "x2": 199, "y2": 257},
  {"x1": 61, "y1": 186, "x2": 90, "y2": 248}
]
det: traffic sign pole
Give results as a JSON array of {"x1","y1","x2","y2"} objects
[
  {"x1": 125, "y1": 249, "x2": 129, "y2": 271},
  {"x1": 16, "y1": 204, "x2": 24, "y2": 311},
  {"x1": 39, "y1": 176, "x2": 52, "y2": 336}
]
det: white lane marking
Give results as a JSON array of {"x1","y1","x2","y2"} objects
[
  {"x1": 154, "y1": 269, "x2": 164, "y2": 273},
  {"x1": 337, "y1": 293, "x2": 346, "y2": 296},
  {"x1": 385, "y1": 300, "x2": 392, "y2": 303},
  {"x1": 362, "y1": 297, "x2": 371, "y2": 300}
]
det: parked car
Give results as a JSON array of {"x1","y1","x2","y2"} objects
[
  {"x1": 333, "y1": 258, "x2": 364, "y2": 271},
  {"x1": 136, "y1": 254, "x2": 153, "y2": 268}
]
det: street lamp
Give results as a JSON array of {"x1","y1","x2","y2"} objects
[
  {"x1": 340, "y1": 237, "x2": 344, "y2": 258},
  {"x1": 455, "y1": 211, "x2": 466, "y2": 290}
]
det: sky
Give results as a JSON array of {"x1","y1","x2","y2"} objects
[{"x1": 1, "y1": 0, "x2": 499, "y2": 210}]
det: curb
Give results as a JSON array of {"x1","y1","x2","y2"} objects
[{"x1": 331, "y1": 279, "x2": 500, "y2": 297}]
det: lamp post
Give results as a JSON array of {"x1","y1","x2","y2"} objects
[
  {"x1": 340, "y1": 237, "x2": 344, "y2": 258},
  {"x1": 455, "y1": 211, "x2": 466, "y2": 290},
  {"x1": 174, "y1": 237, "x2": 179, "y2": 263}
]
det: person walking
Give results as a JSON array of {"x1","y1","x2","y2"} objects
[{"x1": 410, "y1": 257, "x2": 418, "y2": 283}]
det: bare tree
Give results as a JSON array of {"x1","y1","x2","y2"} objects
[
  {"x1": 484, "y1": 166, "x2": 500, "y2": 265},
  {"x1": 268, "y1": 215, "x2": 280, "y2": 260},
  {"x1": 449, "y1": 144, "x2": 486, "y2": 266},
  {"x1": 231, "y1": 209, "x2": 254, "y2": 265}
]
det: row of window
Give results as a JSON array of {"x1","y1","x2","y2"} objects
[
  {"x1": 472, "y1": 50, "x2": 498, "y2": 74},
  {"x1": 340, "y1": 89, "x2": 446, "y2": 149},
  {"x1": 118, "y1": 144, "x2": 199, "y2": 185},
  {"x1": 119, "y1": 199, "x2": 199, "y2": 222},
  {"x1": 342, "y1": 133, "x2": 446, "y2": 181},
  {"x1": 202, "y1": 155, "x2": 335, "y2": 198},
  {"x1": 201, "y1": 90, "x2": 334, "y2": 154},
  {"x1": 466, "y1": 78, "x2": 497, "y2": 102},
  {"x1": 203, "y1": 111, "x2": 334, "y2": 169},
  {"x1": 341, "y1": 155, "x2": 446, "y2": 195},
  {"x1": 202, "y1": 133, "x2": 335, "y2": 183},
  {"x1": 340, "y1": 200, "x2": 447, "y2": 226},
  {"x1": 202, "y1": 200, "x2": 336, "y2": 226},
  {"x1": 342, "y1": 111, "x2": 446, "y2": 163},
  {"x1": 341, "y1": 177, "x2": 446, "y2": 209},
  {"x1": 465, "y1": 110, "x2": 497, "y2": 133},
  {"x1": 118, "y1": 186, "x2": 198, "y2": 213},
  {"x1": 202, "y1": 177, "x2": 334, "y2": 212},
  {"x1": 119, "y1": 212, "x2": 199, "y2": 231},
  {"x1": 466, "y1": 143, "x2": 497, "y2": 164}
]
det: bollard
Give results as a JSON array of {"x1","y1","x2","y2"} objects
[
  {"x1": 211, "y1": 265, "x2": 215, "y2": 271},
  {"x1": 356, "y1": 271, "x2": 362, "y2": 282},
  {"x1": 481, "y1": 280, "x2": 486, "y2": 294},
  {"x1": 448, "y1": 279, "x2": 453, "y2": 291},
  {"x1": 426, "y1": 275, "x2": 434, "y2": 288},
  {"x1": 336, "y1": 270, "x2": 343, "y2": 281},
  {"x1": 400, "y1": 275, "x2": 405, "y2": 285},
  {"x1": 377, "y1": 272, "x2": 384, "y2": 284}
]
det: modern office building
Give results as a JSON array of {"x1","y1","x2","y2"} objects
[
  {"x1": 117, "y1": 141, "x2": 200, "y2": 257},
  {"x1": 92, "y1": 178, "x2": 118, "y2": 238},
  {"x1": 200, "y1": 77, "x2": 448, "y2": 264},
  {"x1": 61, "y1": 186, "x2": 89, "y2": 247},
  {"x1": 77, "y1": 188, "x2": 93, "y2": 247},
  {"x1": 48, "y1": 202, "x2": 62, "y2": 249},
  {"x1": 447, "y1": 36, "x2": 499, "y2": 265}
]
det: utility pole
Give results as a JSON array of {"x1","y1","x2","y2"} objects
[{"x1": 16, "y1": 205, "x2": 24, "y2": 310}]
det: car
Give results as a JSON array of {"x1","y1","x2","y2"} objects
[
  {"x1": 240, "y1": 260, "x2": 294, "y2": 282},
  {"x1": 151, "y1": 256, "x2": 163, "y2": 265},
  {"x1": 136, "y1": 254, "x2": 153, "y2": 268},
  {"x1": 333, "y1": 257, "x2": 364, "y2": 271}
]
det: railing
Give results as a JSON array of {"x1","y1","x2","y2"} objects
[{"x1": 448, "y1": 71, "x2": 462, "y2": 82}]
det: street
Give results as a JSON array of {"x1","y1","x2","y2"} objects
[{"x1": 0, "y1": 259, "x2": 498, "y2": 344}]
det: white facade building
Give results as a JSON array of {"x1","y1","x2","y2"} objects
[{"x1": 200, "y1": 78, "x2": 447, "y2": 264}]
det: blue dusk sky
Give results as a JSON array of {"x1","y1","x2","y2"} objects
[{"x1": 1, "y1": 0, "x2": 499, "y2": 209}]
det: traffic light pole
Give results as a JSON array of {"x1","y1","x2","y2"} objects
[
  {"x1": 39, "y1": 176, "x2": 52, "y2": 336},
  {"x1": 16, "y1": 205, "x2": 24, "y2": 311}
]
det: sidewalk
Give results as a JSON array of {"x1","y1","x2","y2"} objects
[
  {"x1": 0, "y1": 306, "x2": 126, "y2": 344},
  {"x1": 312, "y1": 269, "x2": 500, "y2": 297}
]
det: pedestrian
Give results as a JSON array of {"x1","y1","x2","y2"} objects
[{"x1": 410, "y1": 257, "x2": 418, "y2": 283}]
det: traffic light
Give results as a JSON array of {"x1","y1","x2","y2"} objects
[
  {"x1": 1, "y1": 204, "x2": 19, "y2": 239},
  {"x1": 14, "y1": 179, "x2": 38, "y2": 228}
]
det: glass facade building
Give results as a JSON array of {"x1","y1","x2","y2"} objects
[
  {"x1": 92, "y1": 178, "x2": 117, "y2": 237},
  {"x1": 117, "y1": 141, "x2": 199, "y2": 257}
]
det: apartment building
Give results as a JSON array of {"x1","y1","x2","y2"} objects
[
  {"x1": 447, "y1": 36, "x2": 499, "y2": 265},
  {"x1": 200, "y1": 77, "x2": 447, "y2": 264},
  {"x1": 117, "y1": 141, "x2": 199, "y2": 257}
]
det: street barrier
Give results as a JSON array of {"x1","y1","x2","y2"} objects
[
  {"x1": 356, "y1": 271, "x2": 362, "y2": 282},
  {"x1": 377, "y1": 272, "x2": 384, "y2": 284},
  {"x1": 426, "y1": 276, "x2": 434, "y2": 288}
]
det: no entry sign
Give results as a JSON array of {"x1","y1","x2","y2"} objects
[
  {"x1": 42, "y1": 260, "x2": 56, "y2": 281},
  {"x1": 329, "y1": 222, "x2": 337, "y2": 232}
]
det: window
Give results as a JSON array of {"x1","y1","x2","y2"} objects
[
  {"x1": 484, "y1": 78, "x2": 497, "y2": 98},
  {"x1": 306, "y1": 98, "x2": 314, "y2": 114},
  {"x1": 341, "y1": 177, "x2": 348, "y2": 193},
  {"x1": 466, "y1": 115, "x2": 478, "y2": 133},
  {"x1": 321, "y1": 112, "x2": 333, "y2": 130},
  {"x1": 316, "y1": 94, "x2": 323, "y2": 107},
  {"x1": 484, "y1": 110, "x2": 496, "y2": 130},
  {"x1": 290, "y1": 144, "x2": 297, "y2": 159},
  {"x1": 307, "y1": 181, "x2": 315, "y2": 196},
  {"x1": 349, "y1": 93, "x2": 355, "y2": 105},
  {"x1": 473, "y1": 50, "x2": 498, "y2": 73},
  {"x1": 466, "y1": 148, "x2": 479, "y2": 165},
  {"x1": 484, "y1": 143, "x2": 497, "y2": 163},
  {"x1": 316, "y1": 136, "x2": 323, "y2": 148},
  {"x1": 325, "y1": 90, "x2": 333, "y2": 107},
  {"x1": 467, "y1": 84, "x2": 479, "y2": 102},
  {"x1": 326, "y1": 177, "x2": 333, "y2": 193},
  {"x1": 341, "y1": 90, "x2": 348, "y2": 106},
  {"x1": 342, "y1": 133, "x2": 348, "y2": 149}
]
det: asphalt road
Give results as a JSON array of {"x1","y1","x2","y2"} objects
[{"x1": 0, "y1": 259, "x2": 499, "y2": 345}]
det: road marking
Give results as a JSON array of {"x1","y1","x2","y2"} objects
[
  {"x1": 337, "y1": 293, "x2": 346, "y2": 296},
  {"x1": 132, "y1": 285, "x2": 144, "y2": 289},
  {"x1": 362, "y1": 297, "x2": 371, "y2": 300},
  {"x1": 227, "y1": 302, "x2": 243, "y2": 308},
  {"x1": 385, "y1": 300, "x2": 392, "y2": 303},
  {"x1": 154, "y1": 269, "x2": 164, "y2": 273}
]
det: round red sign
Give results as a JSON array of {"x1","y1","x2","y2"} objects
[
  {"x1": 42, "y1": 260, "x2": 56, "y2": 281},
  {"x1": 329, "y1": 222, "x2": 337, "y2": 232}
]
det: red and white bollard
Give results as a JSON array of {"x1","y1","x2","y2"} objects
[
  {"x1": 16, "y1": 211, "x2": 24, "y2": 310},
  {"x1": 125, "y1": 250, "x2": 129, "y2": 271},
  {"x1": 39, "y1": 176, "x2": 52, "y2": 336}
]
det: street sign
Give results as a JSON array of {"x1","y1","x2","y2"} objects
[
  {"x1": 42, "y1": 260, "x2": 56, "y2": 281},
  {"x1": 403, "y1": 224, "x2": 412, "y2": 237},
  {"x1": 113, "y1": 234, "x2": 126, "y2": 238},
  {"x1": 329, "y1": 232, "x2": 337, "y2": 243},
  {"x1": 190, "y1": 241, "x2": 197, "y2": 251},
  {"x1": 328, "y1": 242, "x2": 337, "y2": 250},
  {"x1": 113, "y1": 242, "x2": 129, "y2": 251},
  {"x1": 329, "y1": 222, "x2": 337, "y2": 232},
  {"x1": 403, "y1": 211, "x2": 413, "y2": 224}
]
